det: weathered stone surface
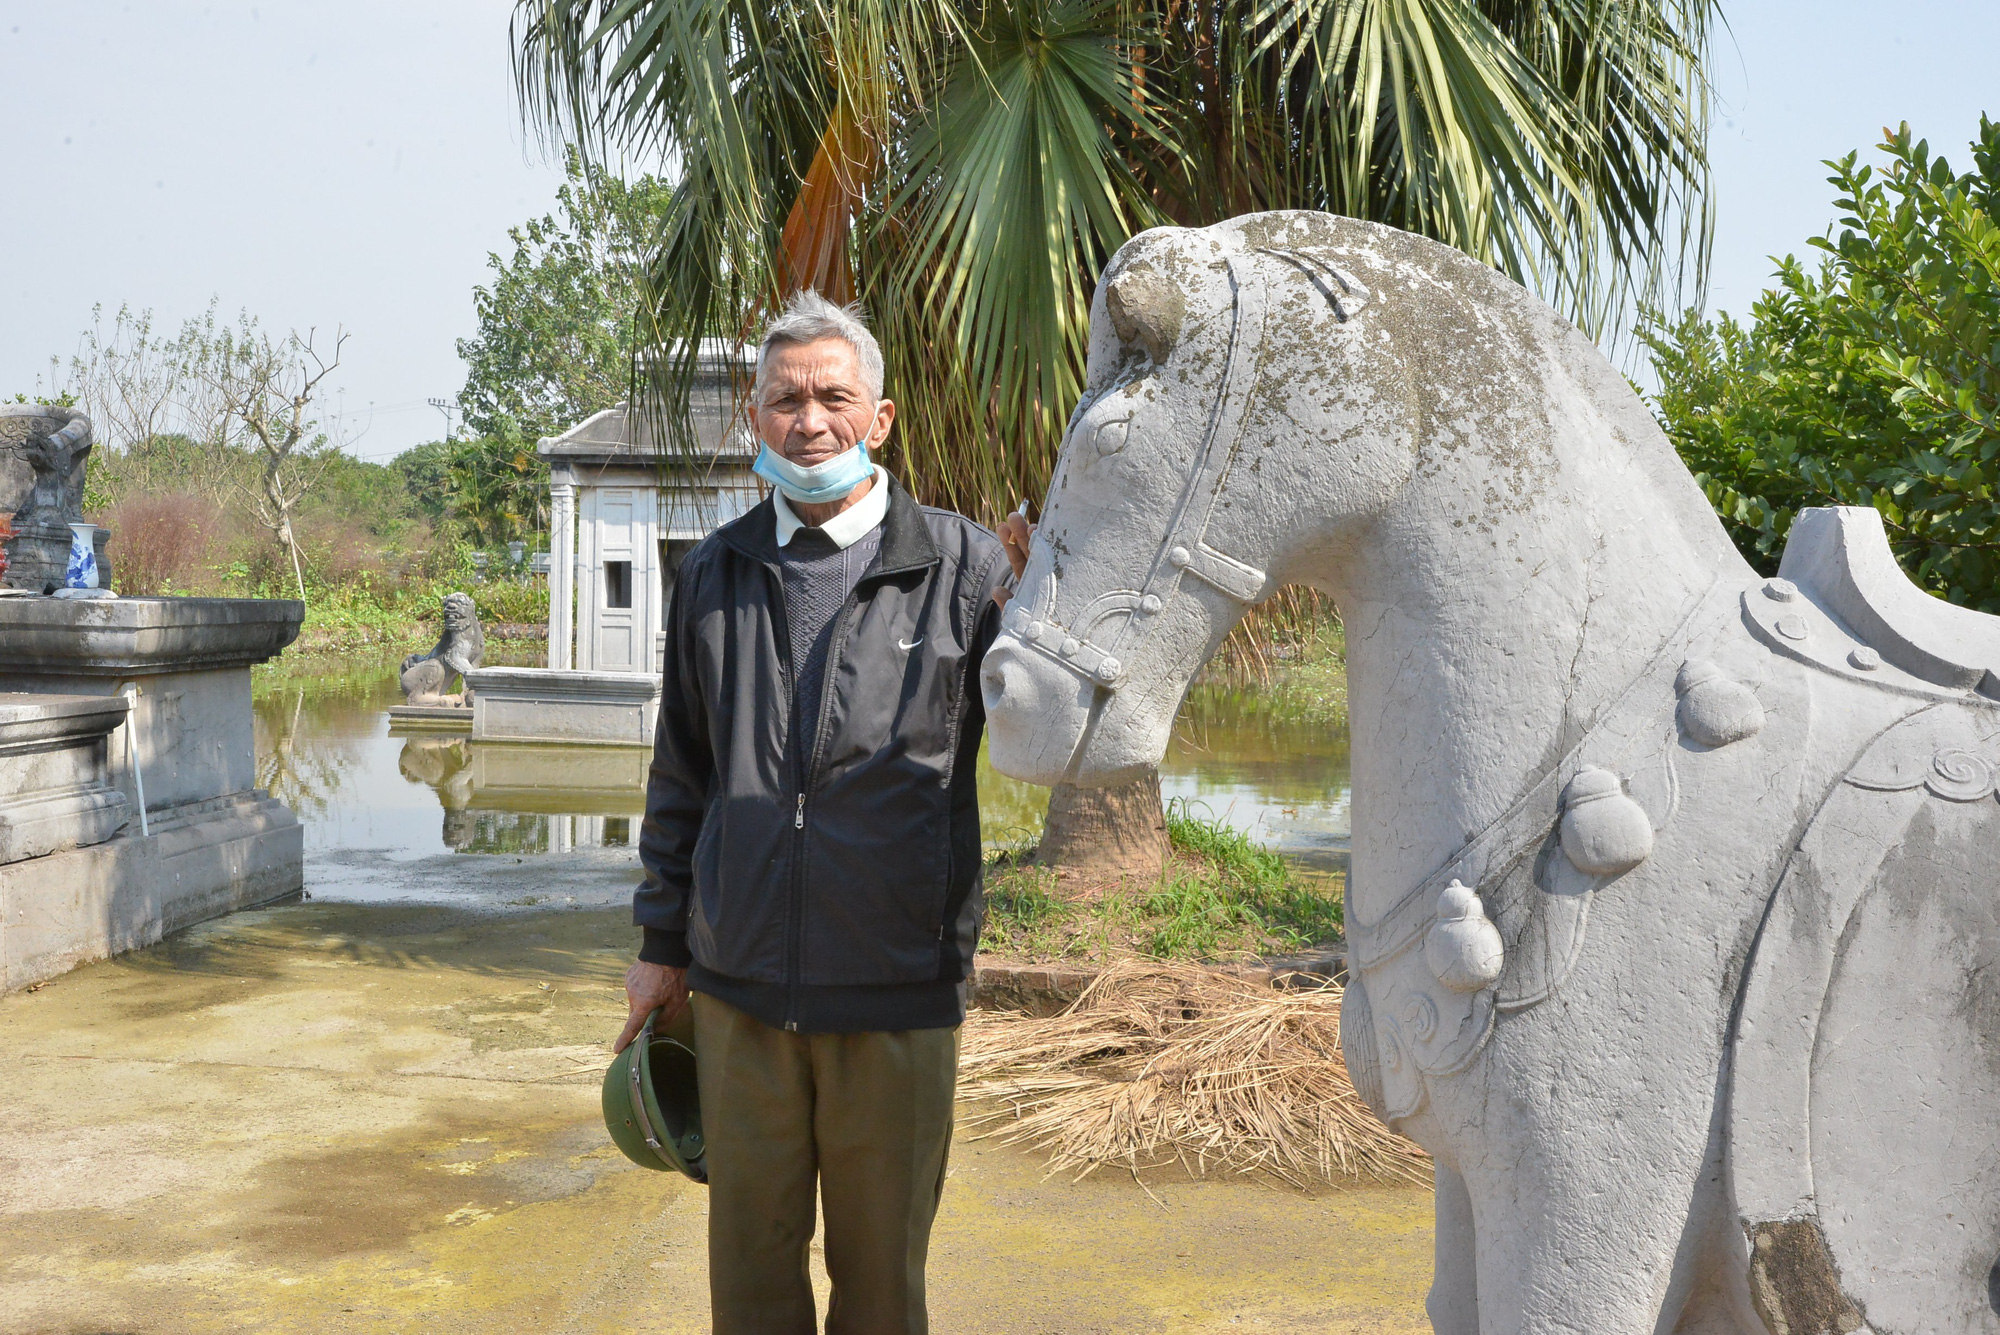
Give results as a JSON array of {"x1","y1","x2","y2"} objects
[
  {"x1": 980, "y1": 212, "x2": 2000, "y2": 1331},
  {"x1": 0, "y1": 693, "x2": 131, "y2": 864},
  {"x1": 383, "y1": 703, "x2": 474, "y2": 733},
  {"x1": 465, "y1": 667, "x2": 660, "y2": 746},
  {"x1": 0, "y1": 594, "x2": 302, "y2": 673},
  {"x1": 0, "y1": 790, "x2": 300, "y2": 991},
  {"x1": 968, "y1": 958, "x2": 1100, "y2": 1016},
  {"x1": 1780, "y1": 504, "x2": 2000, "y2": 695}
]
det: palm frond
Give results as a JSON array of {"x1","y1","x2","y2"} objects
[
  {"x1": 875, "y1": 0, "x2": 1175, "y2": 514},
  {"x1": 515, "y1": 0, "x2": 1717, "y2": 517}
]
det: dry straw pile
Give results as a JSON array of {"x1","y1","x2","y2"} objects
[{"x1": 959, "y1": 960, "x2": 1429, "y2": 1187}]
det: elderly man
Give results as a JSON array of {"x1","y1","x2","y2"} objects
[{"x1": 617, "y1": 291, "x2": 1027, "y2": 1334}]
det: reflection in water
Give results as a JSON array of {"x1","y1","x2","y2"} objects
[
  {"x1": 253, "y1": 653, "x2": 1352, "y2": 880},
  {"x1": 253, "y1": 670, "x2": 401, "y2": 822},
  {"x1": 390, "y1": 732, "x2": 650, "y2": 853}
]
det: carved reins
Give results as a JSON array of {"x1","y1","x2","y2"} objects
[{"x1": 1004, "y1": 249, "x2": 1341, "y2": 691}]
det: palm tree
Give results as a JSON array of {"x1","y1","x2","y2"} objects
[{"x1": 514, "y1": 0, "x2": 1717, "y2": 879}]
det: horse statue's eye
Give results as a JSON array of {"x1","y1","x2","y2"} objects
[{"x1": 1094, "y1": 419, "x2": 1130, "y2": 457}]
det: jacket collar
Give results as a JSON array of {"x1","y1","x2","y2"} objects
[{"x1": 722, "y1": 472, "x2": 939, "y2": 577}]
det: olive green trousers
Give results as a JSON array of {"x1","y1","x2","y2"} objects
[{"x1": 690, "y1": 993, "x2": 959, "y2": 1335}]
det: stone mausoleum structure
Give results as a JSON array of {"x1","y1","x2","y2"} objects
[
  {"x1": 539, "y1": 339, "x2": 758, "y2": 675},
  {"x1": 2, "y1": 406, "x2": 304, "y2": 992},
  {"x1": 439, "y1": 341, "x2": 759, "y2": 748}
]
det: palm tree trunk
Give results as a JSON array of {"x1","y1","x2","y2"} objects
[{"x1": 1033, "y1": 769, "x2": 1168, "y2": 887}]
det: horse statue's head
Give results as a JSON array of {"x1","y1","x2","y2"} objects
[
  {"x1": 981, "y1": 213, "x2": 1415, "y2": 785},
  {"x1": 981, "y1": 211, "x2": 1736, "y2": 790}
]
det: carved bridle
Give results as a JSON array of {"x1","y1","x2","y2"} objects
[{"x1": 1004, "y1": 248, "x2": 1359, "y2": 691}]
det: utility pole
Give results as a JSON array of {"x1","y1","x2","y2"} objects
[{"x1": 427, "y1": 397, "x2": 456, "y2": 442}]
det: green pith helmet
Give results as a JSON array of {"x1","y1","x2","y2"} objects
[{"x1": 602, "y1": 1005, "x2": 707, "y2": 1183}]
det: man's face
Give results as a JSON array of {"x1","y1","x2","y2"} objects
[{"x1": 754, "y1": 337, "x2": 895, "y2": 468}]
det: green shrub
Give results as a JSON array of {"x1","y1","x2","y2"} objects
[{"x1": 1644, "y1": 119, "x2": 2000, "y2": 610}]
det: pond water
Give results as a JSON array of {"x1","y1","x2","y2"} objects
[{"x1": 251, "y1": 651, "x2": 1350, "y2": 899}]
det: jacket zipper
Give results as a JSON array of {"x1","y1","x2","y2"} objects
[
  {"x1": 757, "y1": 560, "x2": 808, "y2": 1034},
  {"x1": 785, "y1": 584, "x2": 867, "y2": 1030}
]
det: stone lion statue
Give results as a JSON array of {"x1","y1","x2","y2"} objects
[{"x1": 400, "y1": 592, "x2": 485, "y2": 705}]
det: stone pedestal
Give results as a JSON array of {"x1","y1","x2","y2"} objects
[
  {"x1": 0, "y1": 595, "x2": 304, "y2": 991},
  {"x1": 465, "y1": 667, "x2": 660, "y2": 746}
]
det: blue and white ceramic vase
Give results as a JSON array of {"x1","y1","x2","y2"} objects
[{"x1": 65, "y1": 522, "x2": 99, "y2": 589}]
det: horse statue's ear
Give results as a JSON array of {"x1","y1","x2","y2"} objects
[
  {"x1": 1256, "y1": 247, "x2": 1371, "y2": 323},
  {"x1": 1103, "y1": 264, "x2": 1185, "y2": 364}
]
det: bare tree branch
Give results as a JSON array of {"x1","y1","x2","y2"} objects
[{"x1": 193, "y1": 319, "x2": 350, "y2": 601}]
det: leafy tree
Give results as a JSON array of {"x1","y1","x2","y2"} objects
[
  {"x1": 515, "y1": 0, "x2": 1716, "y2": 518},
  {"x1": 194, "y1": 322, "x2": 348, "y2": 601},
  {"x1": 392, "y1": 438, "x2": 458, "y2": 524},
  {"x1": 445, "y1": 426, "x2": 551, "y2": 546},
  {"x1": 456, "y1": 149, "x2": 675, "y2": 442},
  {"x1": 1645, "y1": 120, "x2": 2000, "y2": 611},
  {"x1": 392, "y1": 430, "x2": 549, "y2": 548}
]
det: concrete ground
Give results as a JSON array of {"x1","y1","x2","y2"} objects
[{"x1": 0, "y1": 866, "x2": 1431, "y2": 1334}]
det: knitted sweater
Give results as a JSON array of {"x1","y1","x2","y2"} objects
[{"x1": 778, "y1": 524, "x2": 883, "y2": 755}]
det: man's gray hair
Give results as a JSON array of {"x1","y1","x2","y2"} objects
[{"x1": 754, "y1": 290, "x2": 886, "y2": 404}]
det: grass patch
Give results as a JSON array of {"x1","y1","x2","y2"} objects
[
  {"x1": 1186, "y1": 620, "x2": 1347, "y2": 734},
  {"x1": 981, "y1": 800, "x2": 1343, "y2": 965},
  {"x1": 1266, "y1": 635, "x2": 1348, "y2": 729}
]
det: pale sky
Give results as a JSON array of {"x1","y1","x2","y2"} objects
[{"x1": 3, "y1": 2, "x2": 1997, "y2": 462}]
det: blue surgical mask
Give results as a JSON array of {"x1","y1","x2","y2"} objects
[{"x1": 753, "y1": 440, "x2": 875, "y2": 505}]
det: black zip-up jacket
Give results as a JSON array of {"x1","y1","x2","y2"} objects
[{"x1": 635, "y1": 477, "x2": 1011, "y2": 1032}]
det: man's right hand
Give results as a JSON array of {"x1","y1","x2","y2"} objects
[{"x1": 616, "y1": 960, "x2": 689, "y2": 1054}]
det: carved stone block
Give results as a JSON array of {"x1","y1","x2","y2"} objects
[{"x1": 0, "y1": 693, "x2": 132, "y2": 864}]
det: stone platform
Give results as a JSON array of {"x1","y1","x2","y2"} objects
[
  {"x1": 385, "y1": 703, "x2": 474, "y2": 734},
  {"x1": 464, "y1": 667, "x2": 660, "y2": 747},
  {"x1": 0, "y1": 595, "x2": 304, "y2": 991},
  {"x1": 0, "y1": 693, "x2": 131, "y2": 865}
]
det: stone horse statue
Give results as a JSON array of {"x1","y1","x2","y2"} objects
[{"x1": 981, "y1": 213, "x2": 2000, "y2": 1334}]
